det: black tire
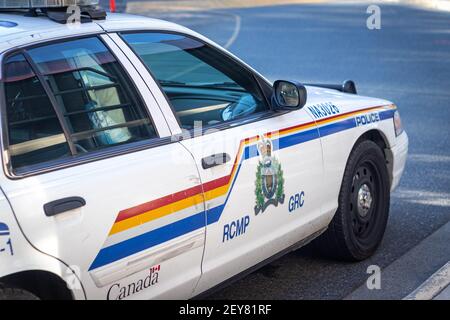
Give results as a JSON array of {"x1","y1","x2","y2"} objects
[
  {"x1": 0, "y1": 284, "x2": 39, "y2": 300},
  {"x1": 313, "y1": 140, "x2": 390, "y2": 261}
]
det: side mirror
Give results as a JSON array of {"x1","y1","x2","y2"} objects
[{"x1": 272, "y1": 80, "x2": 307, "y2": 111}]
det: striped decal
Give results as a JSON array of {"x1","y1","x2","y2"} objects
[
  {"x1": 89, "y1": 104, "x2": 396, "y2": 270},
  {"x1": 0, "y1": 222, "x2": 9, "y2": 236}
]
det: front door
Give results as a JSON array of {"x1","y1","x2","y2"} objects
[
  {"x1": 0, "y1": 35, "x2": 205, "y2": 299},
  {"x1": 118, "y1": 31, "x2": 325, "y2": 295}
]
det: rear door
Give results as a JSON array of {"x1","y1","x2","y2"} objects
[
  {"x1": 0, "y1": 35, "x2": 205, "y2": 299},
  {"x1": 117, "y1": 31, "x2": 326, "y2": 295}
]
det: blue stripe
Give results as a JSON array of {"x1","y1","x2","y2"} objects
[
  {"x1": 89, "y1": 211, "x2": 206, "y2": 270},
  {"x1": 379, "y1": 109, "x2": 396, "y2": 120},
  {"x1": 90, "y1": 108, "x2": 395, "y2": 270},
  {"x1": 0, "y1": 232, "x2": 10, "y2": 236},
  {"x1": 207, "y1": 204, "x2": 225, "y2": 225},
  {"x1": 319, "y1": 117, "x2": 356, "y2": 137},
  {"x1": 223, "y1": 162, "x2": 243, "y2": 205},
  {"x1": 279, "y1": 127, "x2": 320, "y2": 149},
  {"x1": 0, "y1": 223, "x2": 9, "y2": 232},
  {"x1": 244, "y1": 144, "x2": 258, "y2": 159}
]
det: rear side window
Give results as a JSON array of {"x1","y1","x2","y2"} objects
[
  {"x1": 3, "y1": 37, "x2": 157, "y2": 173},
  {"x1": 4, "y1": 54, "x2": 70, "y2": 169}
]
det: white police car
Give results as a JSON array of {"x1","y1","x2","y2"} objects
[{"x1": 0, "y1": 1, "x2": 408, "y2": 300}]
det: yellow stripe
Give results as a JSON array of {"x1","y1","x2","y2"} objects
[
  {"x1": 109, "y1": 193, "x2": 205, "y2": 235},
  {"x1": 204, "y1": 184, "x2": 229, "y2": 201}
]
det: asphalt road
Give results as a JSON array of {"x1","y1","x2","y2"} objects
[{"x1": 140, "y1": 2, "x2": 450, "y2": 299}]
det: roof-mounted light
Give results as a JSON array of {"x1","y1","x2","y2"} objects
[
  {"x1": 0, "y1": 0, "x2": 99, "y2": 9},
  {"x1": 0, "y1": 0, "x2": 106, "y2": 23}
]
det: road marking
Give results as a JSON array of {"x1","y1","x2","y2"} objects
[
  {"x1": 224, "y1": 13, "x2": 241, "y2": 48},
  {"x1": 163, "y1": 11, "x2": 240, "y2": 81},
  {"x1": 403, "y1": 261, "x2": 450, "y2": 300}
]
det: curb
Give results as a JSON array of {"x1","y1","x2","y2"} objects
[
  {"x1": 345, "y1": 221, "x2": 450, "y2": 300},
  {"x1": 403, "y1": 262, "x2": 450, "y2": 300}
]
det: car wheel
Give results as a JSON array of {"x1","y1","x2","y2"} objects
[
  {"x1": 0, "y1": 284, "x2": 39, "y2": 300},
  {"x1": 313, "y1": 140, "x2": 390, "y2": 261}
]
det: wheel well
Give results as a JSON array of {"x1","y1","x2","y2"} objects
[
  {"x1": 353, "y1": 129, "x2": 394, "y2": 186},
  {"x1": 354, "y1": 130, "x2": 388, "y2": 154},
  {"x1": 0, "y1": 270, "x2": 73, "y2": 300}
]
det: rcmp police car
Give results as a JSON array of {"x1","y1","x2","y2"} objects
[{"x1": 0, "y1": 1, "x2": 408, "y2": 300}]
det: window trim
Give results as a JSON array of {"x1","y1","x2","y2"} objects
[
  {"x1": 116, "y1": 30, "x2": 278, "y2": 137},
  {"x1": 0, "y1": 34, "x2": 170, "y2": 180}
]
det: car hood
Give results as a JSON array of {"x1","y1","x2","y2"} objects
[{"x1": 304, "y1": 85, "x2": 394, "y2": 113}]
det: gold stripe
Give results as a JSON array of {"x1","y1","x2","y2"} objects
[{"x1": 109, "y1": 193, "x2": 204, "y2": 235}]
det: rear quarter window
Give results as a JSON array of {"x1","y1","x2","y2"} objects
[{"x1": 3, "y1": 53, "x2": 70, "y2": 169}]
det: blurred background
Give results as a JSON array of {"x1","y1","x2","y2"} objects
[{"x1": 99, "y1": 0, "x2": 450, "y2": 299}]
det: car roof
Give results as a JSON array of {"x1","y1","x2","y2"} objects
[
  {"x1": 0, "y1": 11, "x2": 268, "y2": 89},
  {"x1": 0, "y1": 12, "x2": 194, "y2": 53}
]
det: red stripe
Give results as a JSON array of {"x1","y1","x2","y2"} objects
[
  {"x1": 115, "y1": 175, "x2": 230, "y2": 223},
  {"x1": 276, "y1": 119, "x2": 315, "y2": 136},
  {"x1": 115, "y1": 184, "x2": 202, "y2": 222},
  {"x1": 202, "y1": 175, "x2": 231, "y2": 192}
]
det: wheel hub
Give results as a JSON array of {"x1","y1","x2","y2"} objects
[{"x1": 357, "y1": 183, "x2": 373, "y2": 217}]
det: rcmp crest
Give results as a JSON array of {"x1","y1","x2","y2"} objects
[{"x1": 254, "y1": 138, "x2": 285, "y2": 215}]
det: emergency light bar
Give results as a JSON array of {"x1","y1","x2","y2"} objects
[
  {"x1": 0, "y1": 0, "x2": 99, "y2": 9},
  {"x1": 0, "y1": 0, "x2": 106, "y2": 23}
]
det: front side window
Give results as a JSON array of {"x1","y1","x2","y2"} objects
[
  {"x1": 121, "y1": 32, "x2": 269, "y2": 129},
  {"x1": 3, "y1": 37, "x2": 157, "y2": 172}
]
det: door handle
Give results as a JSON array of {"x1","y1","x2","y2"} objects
[
  {"x1": 201, "y1": 153, "x2": 231, "y2": 169},
  {"x1": 44, "y1": 196, "x2": 86, "y2": 217}
]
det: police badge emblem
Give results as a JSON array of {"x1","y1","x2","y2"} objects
[{"x1": 254, "y1": 138, "x2": 285, "y2": 215}]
